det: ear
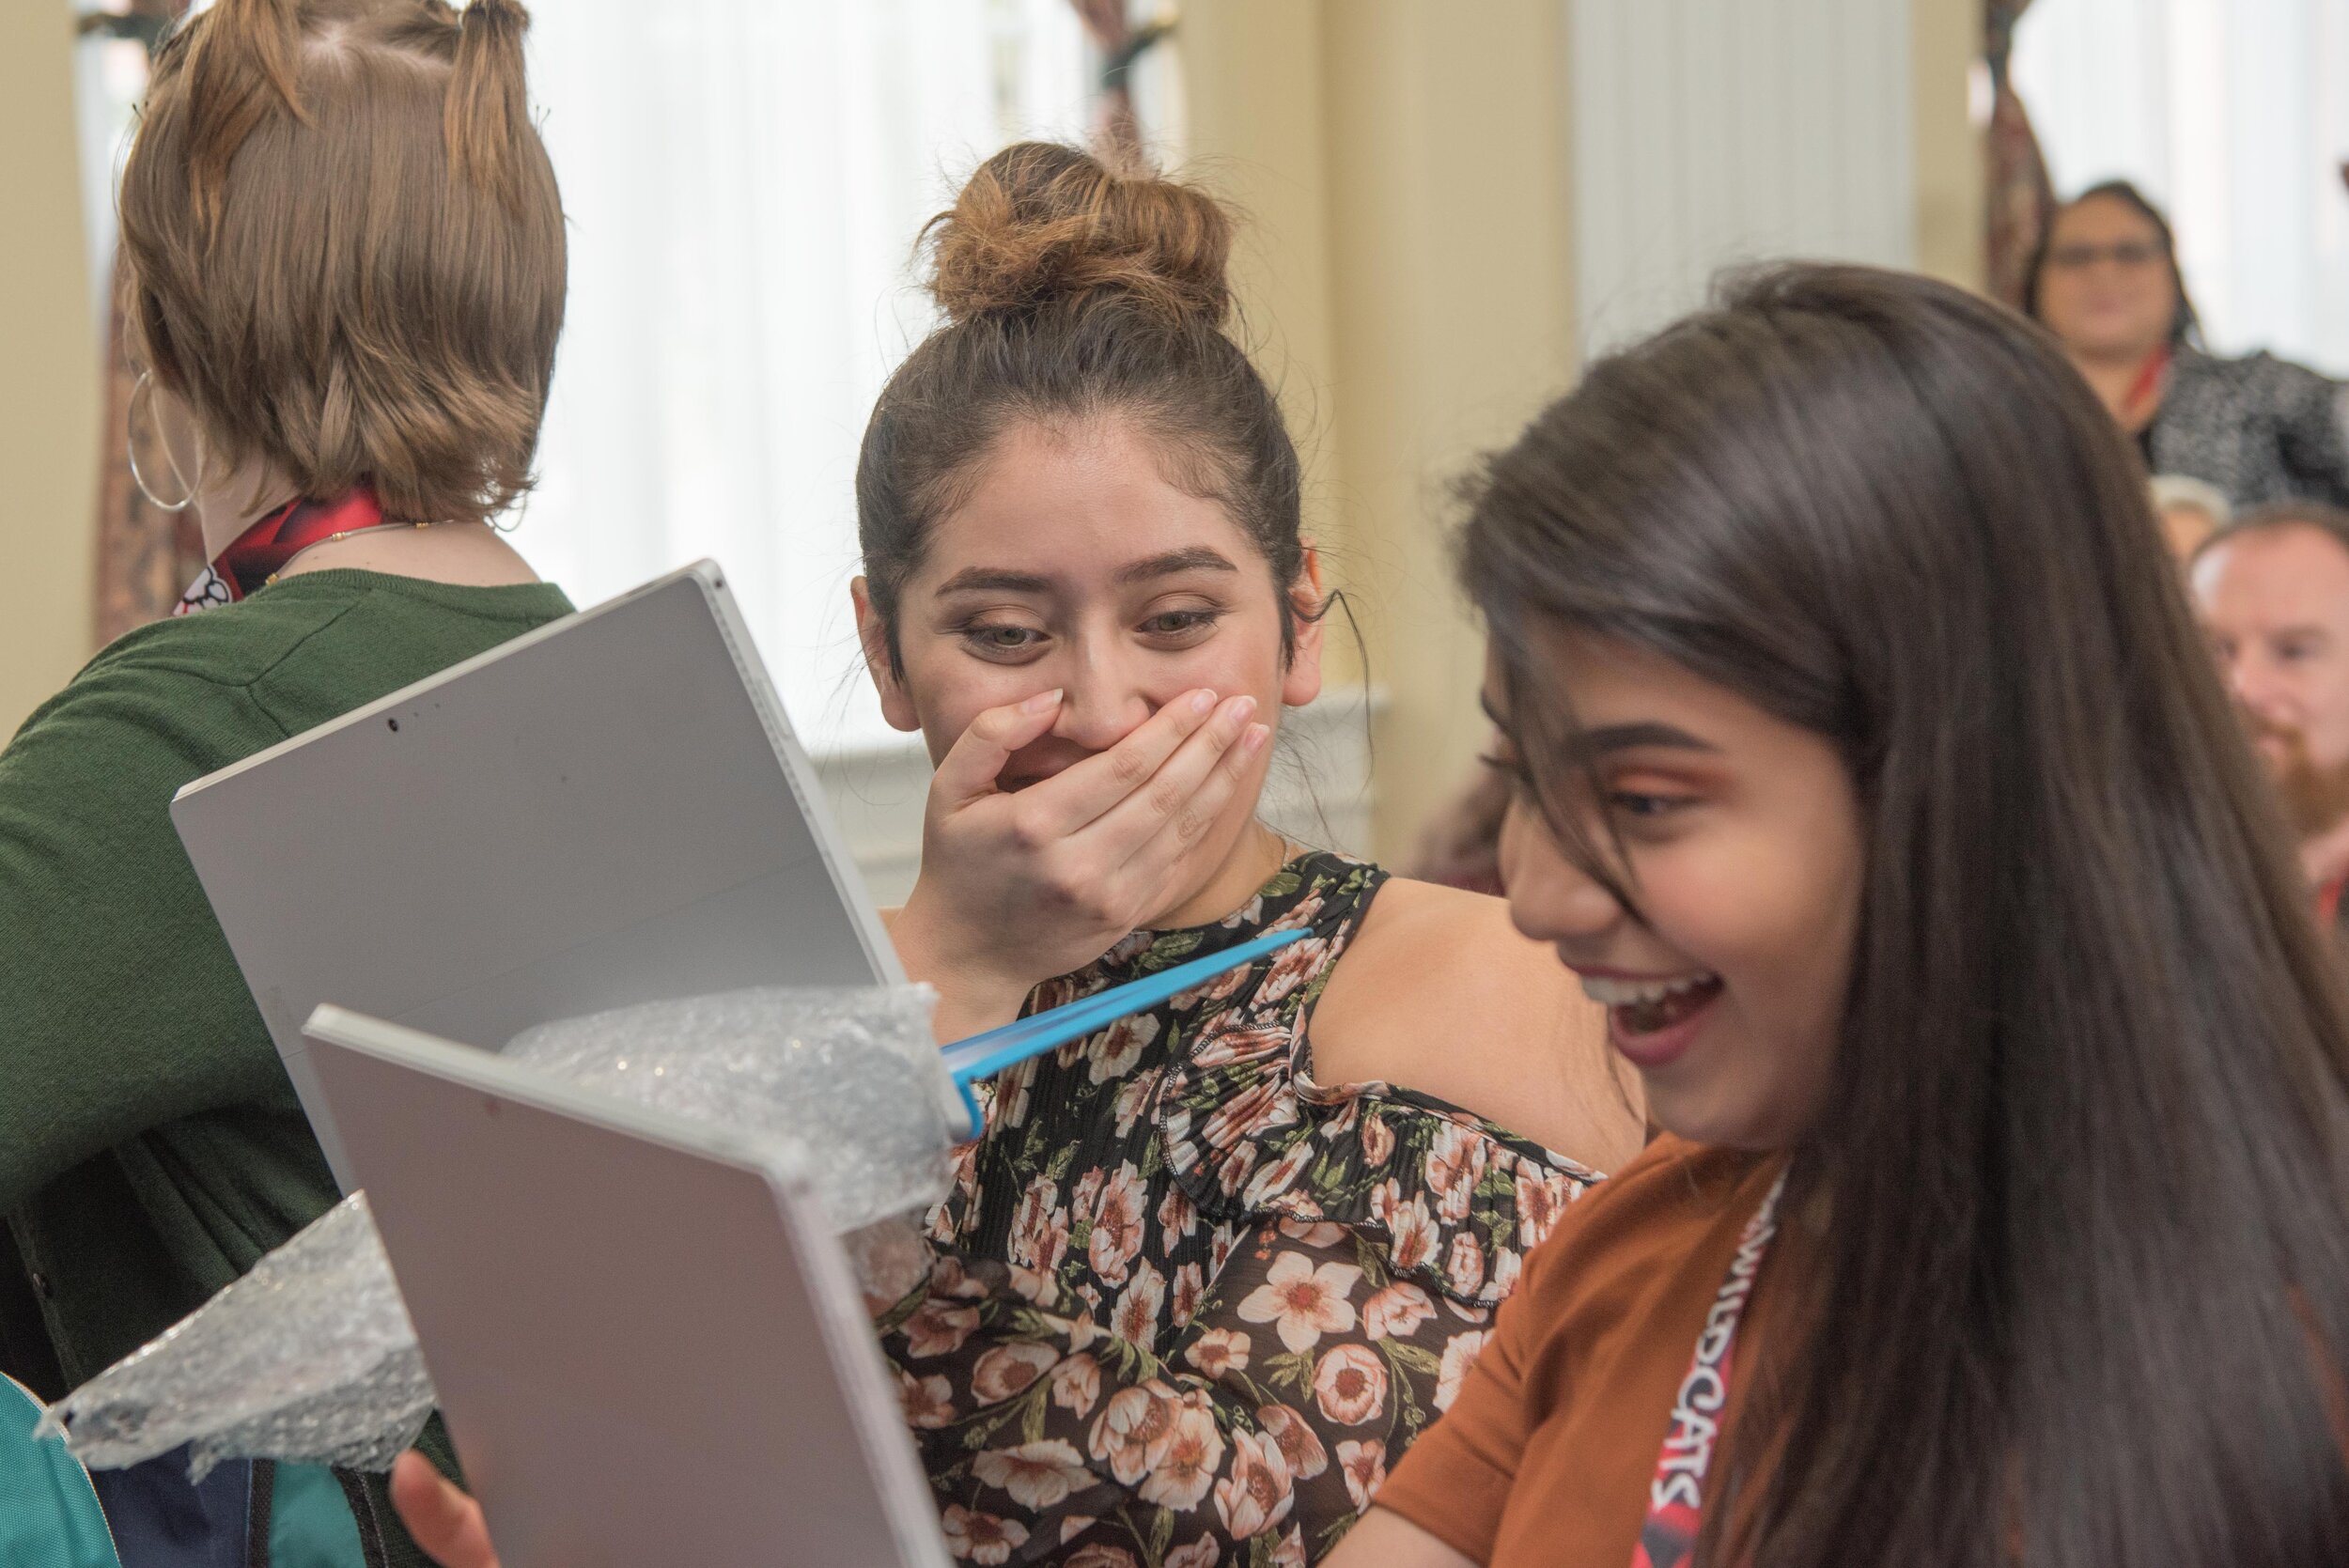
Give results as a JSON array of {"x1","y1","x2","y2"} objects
[
  {"x1": 1281, "y1": 542, "x2": 1327, "y2": 710},
  {"x1": 850, "y1": 576, "x2": 923, "y2": 734}
]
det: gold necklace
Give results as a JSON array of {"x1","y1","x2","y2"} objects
[{"x1": 263, "y1": 520, "x2": 442, "y2": 585}]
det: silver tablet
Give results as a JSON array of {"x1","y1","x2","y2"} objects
[
  {"x1": 303, "y1": 1003, "x2": 949, "y2": 1568},
  {"x1": 172, "y1": 562, "x2": 903, "y2": 1187}
]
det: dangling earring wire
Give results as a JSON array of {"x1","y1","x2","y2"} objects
[
  {"x1": 128, "y1": 370, "x2": 203, "y2": 512},
  {"x1": 490, "y1": 485, "x2": 527, "y2": 536}
]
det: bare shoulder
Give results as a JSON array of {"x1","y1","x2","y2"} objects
[
  {"x1": 1326, "y1": 877, "x2": 1580, "y2": 1036},
  {"x1": 1312, "y1": 876, "x2": 1646, "y2": 1173}
]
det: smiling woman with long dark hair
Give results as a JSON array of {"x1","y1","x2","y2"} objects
[{"x1": 1338, "y1": 264, "x2": 2349, "y2": 1566}]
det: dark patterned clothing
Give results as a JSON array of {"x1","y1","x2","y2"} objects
[
  {"x1": 878, "y1": 851, "x2": 1601, "y2": 1566},
  {"x1": 2147, "y1": 346, "x2": 2349, "y2": 509}
]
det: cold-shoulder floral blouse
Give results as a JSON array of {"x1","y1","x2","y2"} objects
[{"x1": 877, "y1": 851, "x2": 1603, "y2": 1566}]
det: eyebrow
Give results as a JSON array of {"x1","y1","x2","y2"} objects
[
  {"x1": 933, "y1": 549, "x2": 1239, "y2": 598},
  {"x1": 935, "y1": 567, "x2": 1053, "y2": 596},
  {"x1": 1114, "y1": 548, "x2": 1240, "y2": 586},
  {"x1": 1476, "y1": 692, "x2": 1718, "y2": 759},
  {"x1": 1573, "y1": 722, "x2": 1720, "y2": 758}
]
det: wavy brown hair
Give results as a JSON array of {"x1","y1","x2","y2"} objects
[
  {"x1": 120, "y1": 0, "x2": 565, "y2": 527},
  {"x1": 855, "y1": 142, "x2": 1305, "y2": 671},
  {"x1": 1463, "y1": 264, "x2": 2349, "y2": 1564}
]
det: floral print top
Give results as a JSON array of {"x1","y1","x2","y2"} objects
[{"x1": 878, "y1": 851, "x2": 1603, "y2": 1566}]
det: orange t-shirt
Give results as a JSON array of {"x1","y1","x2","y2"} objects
[{"x1": 1377, "y1": 1134, "x2": 1786, "y2": 1567}]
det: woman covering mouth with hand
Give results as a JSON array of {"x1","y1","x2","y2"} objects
[
  {"x1": 393, "y1": 143, "x2": 1643, "y2": 1565},
  {"x1": 1330, "y1": 265, "x2": 2349, "y2": 1567}
]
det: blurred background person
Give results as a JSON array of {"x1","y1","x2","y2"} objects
[
  {"x1": 2150, "y1": 473, "x2": 2231, "y2": 566},
  {"x1": 1407, "y1": 742, "x2": 1510, "y2": 893},
  {"x1": 2026, "y1": 180, "x2": 2349, "y2": 509},
  {"x1": 2192, "y1": 502, "x2": 2349, "y2": 939}
]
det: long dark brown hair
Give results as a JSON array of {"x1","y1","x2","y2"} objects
[{"x1": 1463, "y1": 265, "x2": 2349, "y2": 1564}]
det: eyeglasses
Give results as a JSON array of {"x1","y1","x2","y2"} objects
[{"x1": 2046, "y1": 241, "x2": 2164, "y2": 271}]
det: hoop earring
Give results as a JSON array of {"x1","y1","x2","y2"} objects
[
  {"x1": 128, "y1": 371, "x2": 202, "y2": 513},
  {"x1": 489, "y1": 482, "x2": 530, "y2": 536}
]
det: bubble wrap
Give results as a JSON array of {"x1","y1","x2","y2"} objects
[
  {"x1": 39, "y1": 1193, "x2": 431, "y2": 1481},
  {"x1": 45, "y1": 986, "x2": 951, "y2": 1482},
  {"x1": 503, "y1": 985, "x2": 954, "y2": 1231}
]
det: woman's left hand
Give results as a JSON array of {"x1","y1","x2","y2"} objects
[{"x1": 389, "y1": 1452, "x2": 502, "y2": 1568}]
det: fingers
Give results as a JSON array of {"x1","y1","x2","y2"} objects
[
  {"x1": 1091, "y1": 701, "x2": 1270, "y2": 877},
  {"x1": 928, "y1": 690, "x2": 1066, "y2": 810},
  {"x1": 1019, "y1": 689, "x2": 1234, "y2": 838},
  {"x1": 390, "y1": 1452, "x2": 503, "y2": 1568}
]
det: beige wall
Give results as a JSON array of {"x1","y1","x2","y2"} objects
[
  {"x1": 1914, "y1": 0, "x2": 1990, "y2": 290},
  {"x1": 1317, "y1": 2, "x2": 1581, "y2": 864},
  {"x1": 0, "y1": 8, "x2": 101, "y2": 738},
  {"x1": 1174, "y1": 0, "x2": 1348, "y2": 686},
  {"x1": 1181, "y1": 0, "x2": 1984, "y2": 862},
  {"x1": 1182, "y1": 0, "x2": 1580, "y2": 863}
]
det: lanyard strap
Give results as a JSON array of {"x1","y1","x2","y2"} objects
[
  {"x1": 1631, "y1": 1166, "x2": 1789, "y2": 1568},
  {"x1": 2120, "y1": 343, "x2": 2173, "y2": 431},
  {"x1": 175, "y1": 487, "x2": 399, "y2": 615}
]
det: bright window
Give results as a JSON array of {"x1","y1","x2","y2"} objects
[
  {"x1": 517, "y1": 1, "x2": 1094, "y2": 753},
  {"x1": 2013, "y1": 0, "x2": 2349, "y2": 377}
]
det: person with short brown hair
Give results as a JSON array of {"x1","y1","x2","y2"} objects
[
  {"x1": 119, "y1": 0, "x2": 566, "y2": 540},
  {"x1": 0, "y1": 2, "x2": 570, "y2": 1560}
]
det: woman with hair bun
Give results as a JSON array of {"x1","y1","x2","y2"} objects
[
  {"x1": 0, "y1": 1, "x2": 569, "y2": 1561},
  {"x1": 395, "y1": 143, "x2": 1642, "y2": 1566}
]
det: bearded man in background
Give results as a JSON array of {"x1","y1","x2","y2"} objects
[{"x1": 2194, "y1": 502, "x2": 2349, "y2": 937}]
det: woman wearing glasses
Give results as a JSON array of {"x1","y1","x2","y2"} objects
[{"x1": 2025, "y1": 179, "x2": 2349, "y2": 510}]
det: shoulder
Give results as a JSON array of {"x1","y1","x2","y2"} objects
[
  {"x1": 3, "y1": 628, "x2": 292, "y2": 800},
  {"x1": 2240, "y1": 351, "x2": 2342, "y2": 411},
  {"x1": 43, "y1": 595, "x2": 380, "y2": 747},
  {"x1": 0, "y1": 625, "x2": 288, "y2": 1032},
  {"x1": 1330, "y1": 876, "x2": 1581, "y2": 1036},
  {"x1": 2181, "y1": 347, "x2": 2338, "y2": 403},
  {"x1": 59, "y1": 575, "x2": 574, "y2": 743},
  {"x1": 0, "y1": 577, "x2": 524, "y2": 806},
  {"x1": 1153, "y1": 864, "x2": 1618, "y2": 1308},
  {"x1": 82, "y1": 575, "x2": 572, "y2": 689},
  {"x1": 109, "y1": 583, "x2": 390, "y2": 676},
  {"x1": 1510, "y1": 1134, "x2": 1780, "y2": 1319},
  {"x1": 1548, "y1": 1133, "x2": 1769, "y2": 1237},
  {"x1": 1313, "y1": 876, "x2": 1644, "y2": 1172},
  {"x1": 7, "y1": 586, "x2": 392, "y2": 761},
  {"x1": 1347, "y1": 871, "x2": 1501, "y2": 933},
  {"x1": 1345, "y1": 874, "x2": 1553, "y2": 975}
]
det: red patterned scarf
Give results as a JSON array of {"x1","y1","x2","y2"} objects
[{"x1": 176, "y1": 487, "x2": 404, "y2": 615}]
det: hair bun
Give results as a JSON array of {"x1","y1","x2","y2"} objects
[{"x1": 926, "y1": 142, "x2": 1234, "y2": 327}]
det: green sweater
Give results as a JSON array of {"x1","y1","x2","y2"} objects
[{"x1": 0, "y1": 568, "x2": 574, "y2": 1561}]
